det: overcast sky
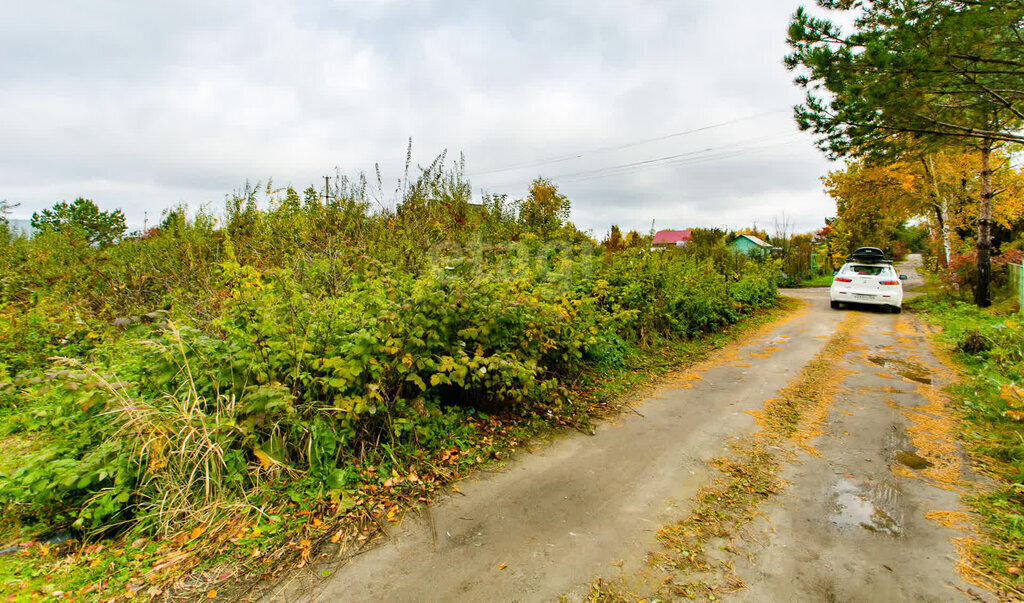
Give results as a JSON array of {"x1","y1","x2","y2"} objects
[{"x1": 1, "y1": 0, "x2": 840, "y2": 237}]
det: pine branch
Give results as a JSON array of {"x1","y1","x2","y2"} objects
[
  {"x1": 948, "y1": 62, "x2": 1024, "y2": 122},
  {"x1": 910, "y1": 114, "x2": 1024, "y2": 144}
]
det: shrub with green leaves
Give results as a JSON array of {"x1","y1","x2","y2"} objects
[{"x1": 0, "y1": 159, "x2": 780, "y2": 539}]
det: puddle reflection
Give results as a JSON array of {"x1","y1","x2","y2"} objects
[{"x1": 829, "y1": 477, "x2": 903, "y2": 536}]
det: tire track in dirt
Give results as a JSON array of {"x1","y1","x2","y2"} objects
[
  {"x1": 588, "y1": 299, "x2": 864, "y2": 600},
  {"x1": 589, "y1": 290, "x2": 988, "y2": 602},
  {"x1": 726, "y1": 293, "x2": 985, "y2": 602}
]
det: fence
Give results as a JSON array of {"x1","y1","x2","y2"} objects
[{"x1": 1011, "y1": 263, "x2": 1024, "y2": 318}]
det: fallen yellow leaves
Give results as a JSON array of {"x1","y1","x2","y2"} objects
[
  {"x1": 923, "y1": 510, "x2": 972, "y2": 530},
  {"x1": 253, "y1": 448, "x2": 283, "y2": 470},
  {"x1": 1004, "y1": 410, "x2": 1024, "y2": 422},
  {"x1": 749, "y1": 311, "x2": 861, "y2": 456},
  {"x1": 999, "y1": 383, "x2": 1024, "y2": 421},
  {"x1": 897, "y1": 383, "x2": 961, "y2": 489}
]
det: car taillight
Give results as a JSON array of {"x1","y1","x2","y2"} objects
[
  {"x1": 880, "y1": 280, "x2": 899, "y2": 285},
  {"x1": 835, "y1": 277, "x2": 852, "y2": 283}
]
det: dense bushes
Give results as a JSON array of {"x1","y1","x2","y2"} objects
[
  {"x1": 941, "y1": 248, "x2": 1024, "y2": 297},
  {"x1": 0, "y1": 162, "x2": 779, "y2": 538}
]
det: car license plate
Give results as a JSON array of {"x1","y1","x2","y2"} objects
[{"x1": 854, "y1": 294, "x2": 875, "y2": 300}]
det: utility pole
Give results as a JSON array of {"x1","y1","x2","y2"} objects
[{"x1": 324, "y1": 176, "x2": 331, "y2": 203}]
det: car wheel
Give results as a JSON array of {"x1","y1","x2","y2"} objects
[
  {"x1": 891, "y1": 305, "x2": 902, "y2": 314},
  {"x1": 830, "y1": 300, "x2": 840, "y2": 309}
]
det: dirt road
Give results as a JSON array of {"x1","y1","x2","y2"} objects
[{"x1": 268, "y1": 262, "x2": 981, "y2": 602}]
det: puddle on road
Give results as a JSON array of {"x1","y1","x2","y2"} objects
[
  {"x1": 864, "y1": 385, "x2": 905, "y2": 394},
  {"x1": 895, "y1": 450, "x2": 933, "y2": 470},
  {"x1": 886, "y1": 427, "x2": 935, "y2": 470},
  {"x1": 829, "y1": 477, "x2": 903, "y2": 536},
  {"x1": 867, "y1": 355, "x2": 932, "y2": 384}
]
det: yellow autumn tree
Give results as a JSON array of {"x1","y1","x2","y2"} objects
[
  {"x1": 822, "y1": 161, "x2": 918, "y2": 254},
  {"x1": 517, "y1": 177, "x2": 571, "y2": 238},
  {"x1": 605, "y1": 225, "x2": 624, "y2": 251},
  {"x1": 821, "y1": 148, "x2": 1024, "y2": 269},
  {"x1": 913, "y1": 148, "x2": 1024, "y2": 265}
]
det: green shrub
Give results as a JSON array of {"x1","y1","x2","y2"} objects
[{"x1": 0, "y1": 164, "x2": 780, "y2": 539}]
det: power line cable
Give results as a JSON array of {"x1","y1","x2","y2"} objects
[
  {"x1": 480, "y1": 131, "x2": 803, "y2": 189},
  {"x1": 467, "y1": 108, "x2": 791, "y2": 177}
]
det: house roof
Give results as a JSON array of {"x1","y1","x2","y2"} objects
[
  {"x1": 651, "y1": 229, "x2": 692, "y2": 245},
  {"x1": 733, "y1": 234, "x2": 771, "y2": 248}
]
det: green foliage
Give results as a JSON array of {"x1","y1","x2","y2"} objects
[
  {"x1": 0, "y1": 156, "x2": 780, "y2": 545},
  {"x1": 909, "y1": 296, "x2": 1024, "y2": 583},
  {"x1": 688, "y1": 227, "x2": 728, "y2": 250},
  {"x1": 30, "y1": 198, "x2": 127, "y2": 247},
  {"x1": 893, "y1": 222, "x2": 929, "y2": 255},
  {"x1": 786, "y1": 0, "x2": 1024, "y2": 155}
]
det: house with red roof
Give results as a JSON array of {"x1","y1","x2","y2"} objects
[{"x1": 651, "y1": 229, "x2": 692, "y2": 247}]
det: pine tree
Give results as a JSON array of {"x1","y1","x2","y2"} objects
[{"x1": 786, "y1": 0, "x2": 1024, "y2": 306}]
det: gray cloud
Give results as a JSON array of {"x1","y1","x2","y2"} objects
[{"x1": 1, "y1": 0, "x2": 836, "y2": 234}]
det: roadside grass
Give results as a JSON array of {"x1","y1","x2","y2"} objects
[
  {"x1": 0, "y1": 300, "x2": 799, "y2": 602},
  {"x1": 796, "y1": 272, "x2": 834, "y2": 288},
  {"x1": 0, "y1": 432, "x2": 37, "y2": 476},
  {"x1": 587, "y1": 303, "x2": 857, "y2": 601},
  {"x1": 905, "y1": 294, "x2": 1024, "y2": 597}
]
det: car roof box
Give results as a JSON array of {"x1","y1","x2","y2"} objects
[{"x1": 846, "y1": 247, "x2": 892, "y2": 264}]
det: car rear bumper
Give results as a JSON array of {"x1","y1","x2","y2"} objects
[{"x1": 830, "y1": 288, "x2": 903, "y2": 307}]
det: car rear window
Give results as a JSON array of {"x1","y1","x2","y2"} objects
[{"x1": 845, "y1": 264, "x2": 892, "y2": 276}]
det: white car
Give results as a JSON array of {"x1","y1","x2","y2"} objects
[{"x1": 830, "y1": 262, "x2": 907, "y2": 313}]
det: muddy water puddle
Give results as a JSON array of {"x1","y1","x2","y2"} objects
[
  {"x1": 895, "y1": 450, "x2": 932, "y2": 469},
  {"x1": 867, "y1": 355, "x2": 932, "y2": 384},
  {"x1": 887, "y1": 428, "x2": 933, "y2": 470},
  {"x1": 829, "y1": 477, "x2": 903, "y2": 536}
]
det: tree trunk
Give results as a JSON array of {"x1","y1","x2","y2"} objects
[
  {"x1": 975, "y1": 140, "x2": 994, "y2": 307},
  {"x1": 922, "y1": 155, "x2": 952, "y2": 266}
]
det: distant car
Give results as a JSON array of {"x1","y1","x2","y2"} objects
[{"x1": 830, "y1": 259, "x2": 907, "y2": 313}]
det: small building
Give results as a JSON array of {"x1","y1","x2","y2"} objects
[
  {"x1": 729, "y1": 234, "x2": 772, "y2": 256},
  {"x1": 651, "y1": 229, "x2": 692, "y2": 247}
]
